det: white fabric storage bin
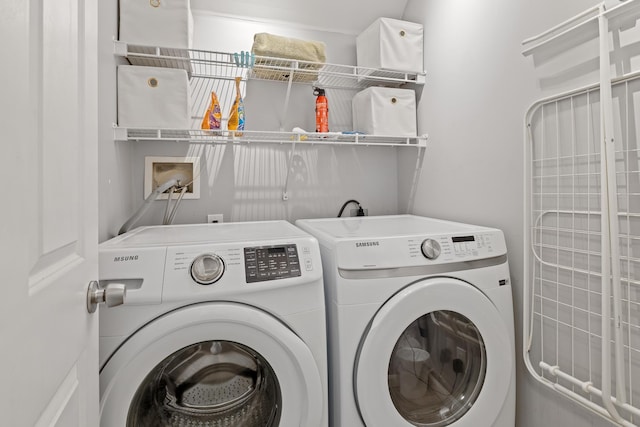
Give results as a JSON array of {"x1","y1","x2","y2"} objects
[
  {"x1": 118, "y1": 65, "x2": 190, "y2": 129},
  {"x1": 352, "y1": 87, "x2": 417, "y2": 137},
  {"x1": 356, "y1": 18, "x2": 423, "y2": 74},
  {"x1": 119, "y1": 0, "x2": 193, "y2": 49}
]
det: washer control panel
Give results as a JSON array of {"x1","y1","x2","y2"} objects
[{"x1": 244, "y1": 244, "x2": 301, "y2": 283}]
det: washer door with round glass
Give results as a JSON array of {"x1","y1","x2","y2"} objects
[
  {"x1": 355, "y1": 278, "x2": 513, "y2": 427},
  {"x1": 100, "y1": 303, "x2": 324, "y2": 427}
]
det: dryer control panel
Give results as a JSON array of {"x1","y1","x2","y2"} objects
[
  {"x1": 244, "y1": 244, "x2": 301, "y2": 283},
  {"x1": 414, "y1": 232, "x2": 502, "y2": 262},
  {"x1": 334, "y1": 230, "x2": 506, "y2": 270},
  {"x1": 450, "y1": 234, "x2": 492, "y2": 257}
]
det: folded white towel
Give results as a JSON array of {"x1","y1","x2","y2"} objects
[
  {"x1": 251, "y1": 33, "x2": 326, "y2": 82},
  {"x1": 252, "y1": 33, "x2": 326, "y2": 63}
]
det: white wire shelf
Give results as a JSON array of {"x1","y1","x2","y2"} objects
[
  {"x1": 113, "y1": 127, "x2": 428, "y2": 148},
  {"x1": 113, "y1": 41, "x2": 428, "y2": 202},
  {"x1": 114, "y1": 40, "x2": 426, "y2": 89}
]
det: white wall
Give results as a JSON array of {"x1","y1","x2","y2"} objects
[
  {"x1": 98, "y1": 0, "x2": 135, "y2": 242},
  {"x1": 401, "y1": 0, "x2": 632, "y2": 426},
  {"x1": 99, "y1": 11, "x2": 403, "y2": 241}
]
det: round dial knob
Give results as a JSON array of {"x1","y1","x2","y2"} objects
[
  {"x1": 421, "y1": 239, "x2": 441, "y2": 260},
  {"x1": 190, "y1": 254, "x2": 225, "y2": 285}
]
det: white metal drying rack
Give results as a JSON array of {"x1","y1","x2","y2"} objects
[
  {"x1": 523, "y1": 1, "x2": 640, "y2": 425},
  {"x1": 113, "y1": 40, "x2": 428, "y2": 201}
]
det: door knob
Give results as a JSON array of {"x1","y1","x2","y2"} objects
[{"x1": 87, "y1": 281, "x2": 126, "y2": 313}]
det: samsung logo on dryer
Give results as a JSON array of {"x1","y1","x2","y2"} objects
[
  {"x1": 113, "y1": 255, "x2": 139, "y2": 262},
  {"x1": 355, "y1": 241, "x2": 380, "y2": 248}
]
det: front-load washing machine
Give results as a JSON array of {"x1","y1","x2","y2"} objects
[
  {"x1": 296, "y1": 215, "x2": 515, "y2": 427},
  {"x1": 98, "y1": 221, "x2": 327, "y2": 426}
]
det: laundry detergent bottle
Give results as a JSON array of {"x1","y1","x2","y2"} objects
[
  {"x1": 314, "y1": 87, "x2": 329, "y2": 133},
  {"x1": 227, "y1": 77, "x2": 245, "y2": 136},
  {"x1": 201, "y1": 90, "x2": 222, "y2": 130}
]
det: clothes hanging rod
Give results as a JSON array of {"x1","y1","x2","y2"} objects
[
  {"x1": 521, "y1": 4, "x2": 601, "y2": 47},
  {"x1": 521, "y1": 0, "x2": 640, "y2": 58}
]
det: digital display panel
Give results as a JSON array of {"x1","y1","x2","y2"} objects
[
  {"x1": 452, "y1": 235, "x2": 475, "y2": 243},
  {"x1": 244, "y1": 244, "x2": 301, "y2": 283}
]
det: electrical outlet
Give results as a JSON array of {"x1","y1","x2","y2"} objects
[{"x1": 207, "y1": 214, "x2": 224, "y2": 224}]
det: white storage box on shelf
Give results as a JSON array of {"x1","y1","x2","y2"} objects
[
  {"x1": 119, "y1": 0, "x2": 193, "y2": 50},
  {"x1": 356, "y1": 18, "x2": 424, "y2": 75},
  {"x1": 117, "y1": 65, "x2": 190, "y2": 130},
  {"x1": 352, "y1": 87, "x2": 417, "y2": 137}
]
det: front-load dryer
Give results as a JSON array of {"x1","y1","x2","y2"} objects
[
  {"x1": 98, "y1": 221, "x2": 327, "y2": 427},
  {"x1": 295, "y1": 215, "x2": 515, "y2": 427}
]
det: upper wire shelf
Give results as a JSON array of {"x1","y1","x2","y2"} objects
[{"x1": 114, "y1": 40, "x2": 426, "y2": 89}]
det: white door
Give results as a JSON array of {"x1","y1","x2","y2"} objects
[{"x1": 0, "y1": 0, "x2": 99, "y2": 425}]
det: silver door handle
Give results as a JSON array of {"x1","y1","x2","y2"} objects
[{"x1": 86, "y1": 281, "x2": 126, "y2": 313}]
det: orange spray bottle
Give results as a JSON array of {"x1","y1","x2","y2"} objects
[{"x1": 314, "y1": 87, "x2": 329, "y2": 133}]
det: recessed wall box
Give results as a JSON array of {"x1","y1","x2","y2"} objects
[{"x1": 144, "y1": 156, "x2": 200, "y2": 200}]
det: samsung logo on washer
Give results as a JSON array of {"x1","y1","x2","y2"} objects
[
  {"x1": 113, "y1": 255, "x2": 139, "y2": 262},
  {"x1": 355, "y1": 241, "x2": 380, "y2": 248}
]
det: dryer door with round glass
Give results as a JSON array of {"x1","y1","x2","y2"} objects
[
  {"x1": 355, "y1": 278, "x2": 513, "y2": 427},
  {"x1": 100, "y1": 303, "x2": 324, "y2": 427}
]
